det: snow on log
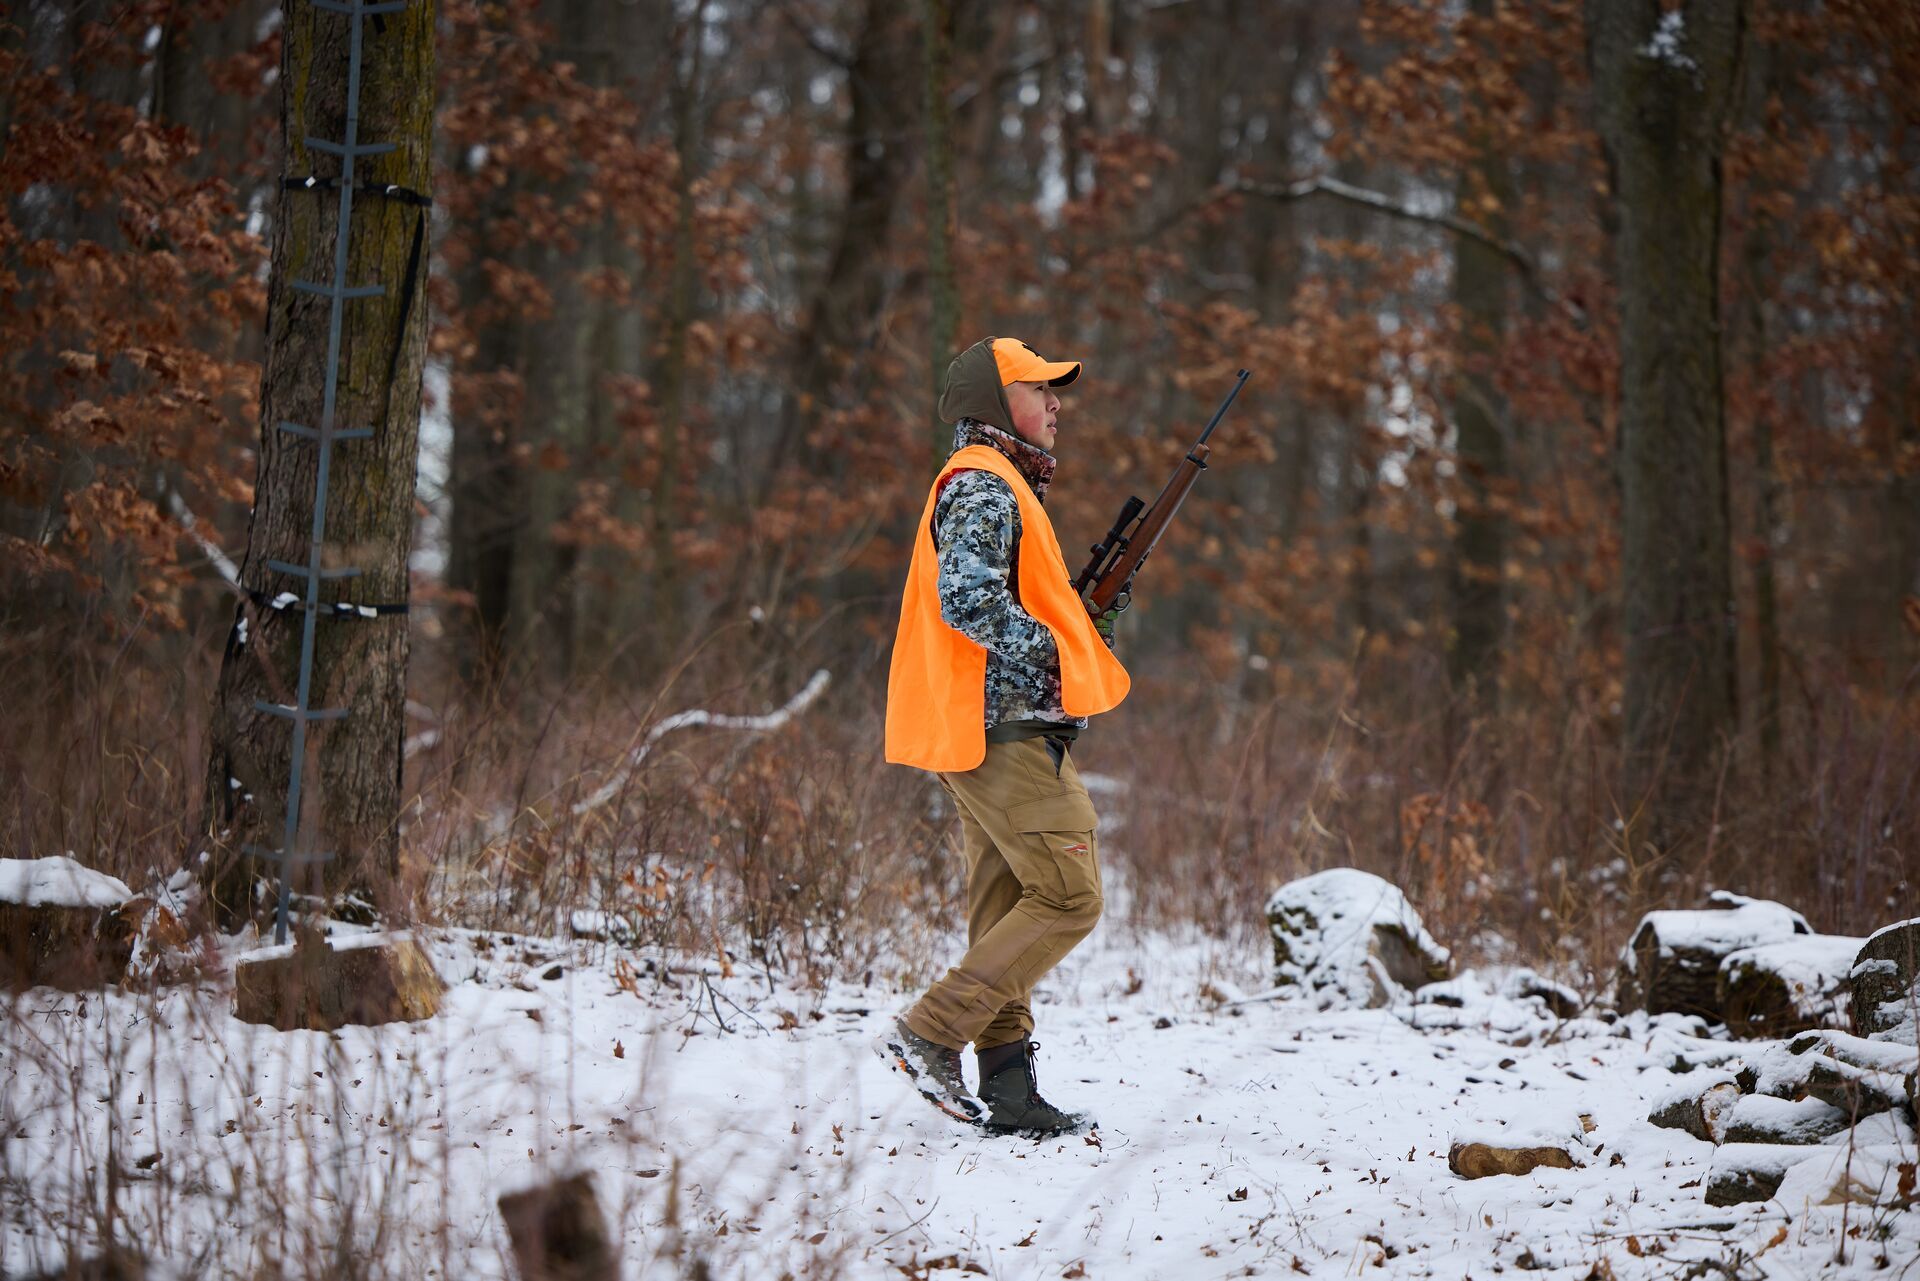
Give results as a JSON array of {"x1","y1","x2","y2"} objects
[
  {"x1": 233, "y1": 931, "x2": 445, "y2": 1031},
  {"x1": 1773, "y1": 1143, "x2": 1920, "y2": 1212},
  {"x1": 497, "y1": 1173, "x2": 618, "y2": 1281},
  {"x1": 1615, "y1": 891, "x2": 1809, "y2": 1021},
  {"x1": 1850, "y1": 917, "x2": 1920, "y2": 1038},
  {"x1": 1720, "y1": 1093, "x2": 1851, "y2": 1145},
  {"x1": 1704, "y1": 1143, "x2": 1824, "y2": 1206},
  {"x1": 1265, "y1": 868, "x2": 1450, "y2": 1010},
  {"x1": 1717, "y1": 933, "x2": 1861, "y2": 1040},
  {"x1": 1742, "y1": 1029, "x2": 1916, "y2": 1122},
  {"x1": 1647, "y1": 1073, "x2": 1741, "y2": 1143},
  {"x1": 0, "y1": 854, "x2": 139, "y2": 990}
]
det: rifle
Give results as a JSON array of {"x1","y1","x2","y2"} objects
[{"x1": 1073, "y1": 369, "x2": 1250, "y2": 616}]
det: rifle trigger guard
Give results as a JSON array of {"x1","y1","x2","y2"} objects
[{"x1": 1111, "y1": 589, "x2": 1133, "y2": 614}]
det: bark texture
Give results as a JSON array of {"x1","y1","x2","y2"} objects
[
  {"x1": 1447, "y1": 0, "x2": 1512, "y2": 709},
  {"x1": 202, "y1": 0, "x2": 435, "y2": 918},
  {"x1": 1590, "y1": 0, "x2": 1744, "y2": 858}
]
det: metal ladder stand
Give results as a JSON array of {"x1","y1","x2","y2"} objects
[{"x1": 250, "y1": 0, "x2": 412, "y2": 946}]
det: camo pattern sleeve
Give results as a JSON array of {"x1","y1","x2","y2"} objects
[{"x1": 932, "y1": 470, "x2": 1060, "y2": 670}]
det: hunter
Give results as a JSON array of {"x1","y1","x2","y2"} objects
[{"x1": 879, "y1": 336, "x2": 1129, "y2": 1135}]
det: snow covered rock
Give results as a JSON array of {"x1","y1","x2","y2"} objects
[
  {"x1": 1705, "y1": 1142, "x2": 1824, "y2": 1206},
  {"x1": 1850, "y1": 917, "x2": 1920, "y2": 1038},
  {"x1": 1265, "y1": 868, "x2": 1449, "y2": 1010},
  {"x1": 233, "y1": 931, "x2": 445, "y2": 1031},
  {"x1": 0, "y1": 854, "x2": 139, "y2": 990},
  {"x1": 497, "y1": 1173, "x2": 618, "y2": 1281},
  {"x1": 1647, "y1": 1073, "x2": 1741, "y2": 1143},
  {"x1": 1616, "y1": 891, "x2": 1810, "y2": 1021}
]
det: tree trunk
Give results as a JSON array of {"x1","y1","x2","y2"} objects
[
  {"x1": 768, "y1": 0, "x2": 920, "y2": 486},
  {"x1": 202, "y1": 0, "x2": 435, "y2": 923},
  {"x1": 924, "y1": 0, "x2": 957, "y2": 461},
  {"x1": 1447, "y1": 3, "x2": 1512, "y2": 710},
  {"x1": 1590, "y1": 0, "x2": 1743, "y2": 859}
]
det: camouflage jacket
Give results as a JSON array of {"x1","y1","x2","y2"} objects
[{"x1": 933, "y1": 419, "x2": 1086, "y2": 737}]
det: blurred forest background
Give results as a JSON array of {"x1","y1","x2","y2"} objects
[{"x1": 1, "y1": 0, "x2": 1914, "y2": 981}]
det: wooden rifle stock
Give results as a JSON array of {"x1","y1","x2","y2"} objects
[{"x1": 1074, "y1": 369, "x2": 1250, "y2": 616}]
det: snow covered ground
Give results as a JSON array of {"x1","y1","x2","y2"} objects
[{"x1": 5, "y1": 895, "x2": 1915, "y2": 1280}]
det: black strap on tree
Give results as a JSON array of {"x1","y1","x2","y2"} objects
[{"x1": 243, "y1": 587, "x2": 410, "y2": 617}]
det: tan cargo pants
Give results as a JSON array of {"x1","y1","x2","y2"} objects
[{"x1": 903, "y1": 736, "x2": 1104, "y2": 1052}]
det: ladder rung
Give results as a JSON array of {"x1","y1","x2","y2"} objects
[
  {"x1": 277, "y1": 422, "x2": 374, "y2": 442},
  {"x1": 292, "y1": 280, "x2": 386, "y2": 300},
  {"x1": 254, "y1": 701, "x2": 350, "y2": 722},
  {"x1": 266, "y1": 559, "x2": 363, "y2": 581},
  {"x1": 305, "y1": 137, "x2": 398, "y2": 159},
  {"x1": 244, "y1": 844, "x2": 336, "y2": 866}
]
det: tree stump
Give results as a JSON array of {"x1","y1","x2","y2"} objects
[
  {"x1": 0, "y1": 856, "x2": 139, "y2": 990},
  {"x1": 1850, "y1": 917, "x2": 1920, "y2": 1037},
  {"x1": 1616, "y1": 893, "x2": 1809, "y2": 1020},
  {"x1": 233, "y1": 931, "x2": 444, "y2": 1031},
  {"x1": 1718, "y1": 934, "x2": 1860, "y2": 1039},
  {"x1": 498, "y1": 1173, "x2": 618, "y2": 1281}
]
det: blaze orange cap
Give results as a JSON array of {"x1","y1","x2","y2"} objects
[{"x1": 991, "y1": 337, "x2": 1082, "y2": 388}]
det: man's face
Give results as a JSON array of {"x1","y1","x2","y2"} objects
[{"x1": 1005, "y1": 379, "x2": 1061, "y2": 452}]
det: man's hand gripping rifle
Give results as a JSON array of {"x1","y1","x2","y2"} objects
[{"x1": 1073, "y1": 369, "x2": 1251, "y2": 620}]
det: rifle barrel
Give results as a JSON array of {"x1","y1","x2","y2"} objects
[{"x1": 1195, "y1": 369, "x2": 1252, "y2": 449}]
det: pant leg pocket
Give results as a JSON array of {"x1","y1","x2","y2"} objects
[{"x1": 1005, "y1": 791, "x2": 1101, "y2": 905}]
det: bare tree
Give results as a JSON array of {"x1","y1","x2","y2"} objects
[{"x1": 1590, "y1": 0, "x2": 1743, "y2": 858}]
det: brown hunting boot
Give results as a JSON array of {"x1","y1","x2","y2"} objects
[{"x1": 976, "y1": 1039, "x2": 1092, "y2": 1136}]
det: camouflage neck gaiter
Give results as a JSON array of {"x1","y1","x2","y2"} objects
[{"x1": 952, "y1": 418, "x2": 1056, "y2": 502}]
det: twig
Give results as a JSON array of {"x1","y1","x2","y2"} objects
[
  {"x1": 571, "y1": 668, "x2": 832, "y2": 816},
  {"x1": 165, "y1": 487, "x2": 240, "y2": 587}
]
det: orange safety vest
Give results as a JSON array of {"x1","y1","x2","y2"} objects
[{"x1": 885, "y1": 445, "x2": 1130, "y2": 772}]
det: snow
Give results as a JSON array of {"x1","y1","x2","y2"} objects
[
  {"x1": 1639, "y1": 9, "x2": 1699, "y2": 73},
  {"x1": 8, "y1": 914, "x2": 1918, "y2": 1279},
  {"x1": 1622, "y1": 895, "x2": 1807, "y2": 971},
  {"x1": 1722, "y1": 1093, "x2": 1848, "y2": 1143},
  {"x1": 1862, "y1": 916, "x2": 1920, "y2": 950},
  {"x1": 1719, "y1": 933, "x2": 1861, "y2": 1020},
  {"x1": 1265, "y1": 867, "x2": 1451, "y2": 1009},
  {"x1": 0, "y1": 854, "x2": 132, "y2": 909},
  {"x1": 1774, "y1": 1143, "x2": 1918, "y2": 1212}
]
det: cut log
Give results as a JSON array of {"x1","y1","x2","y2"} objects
[
  {"x1": 1744, "y1": 1029, "x2": 1915, "y2": 1122},
  {"x1": 1703, "y1": 1143, "x2": 1823, "y2": 1206},
  {"x1": 233, "y1": 932, "x2": 444, "y2": 1032},
  {"x1": 1447, "y1": 1142, "x2": 1577, "y2": 1178},
  {"x1": 1720, "y1": 1094, "x2": 1851, "y2": 1145},
  {"x1": 1616, "y1": 893, "x2": 1809, "y2": 1020},
  {"x1": 1648, "y1": 1074, "x2": 1742, "y2": 1143},
  {"x1": 1717, "y1": 934, "x2": 1860, "y2": 1039},
  {"x1": 0, "y1": 856, "x2": 138, "y2": 990},
  {"x1": 498, "y1": 1173, "x2": 618, "y2": 1281},
  {"x1": 1851, "y1": 918, "x2": 1920, "y2": 1037}
]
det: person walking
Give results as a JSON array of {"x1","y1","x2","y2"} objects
[{"x1": 879, "y1": 336, "x2": 1129, "y2": 1135}]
